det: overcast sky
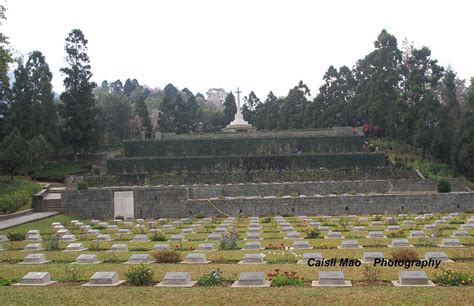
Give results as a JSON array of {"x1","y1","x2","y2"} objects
[{"x1": 3, "y1": 0, "x2": 474, "y2": 98}]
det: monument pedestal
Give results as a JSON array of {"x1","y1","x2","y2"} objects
[{"x1": 222, "y1": 87, "x2": 256, "y2": 133}]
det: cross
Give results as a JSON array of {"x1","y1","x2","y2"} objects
[{"x1": 235, "y1": 87, "x2": 242, "y2": 108}]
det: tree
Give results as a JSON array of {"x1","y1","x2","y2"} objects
[
  {"x1": 255, "y1": 91, "x2": 281, "y2": 130},
  {"x1": 27, "y1": 135, "x2": 52, "y2": 181},
  {"x1": 26, "y1": 51, "x2": 60, "y2": 149},
  {"x1": 278, "y1": 81, "x2": 310, "y2": 129},
  {"x1": 6, "y1": 60, "x2": 32, "y2": 137},
  {"x1": 59, "y1": 29, "x2": 100, "y2": 161},
  {"x1": 205, "y1": 88, "x2": 227, "y2": 107},
  {"x1": 222, "y1": 92, "x2": 236, "y2": 126},
  {"x1": 0, "y1": 128, "x2": 28, "y2": 180},
  {"x1": 110, "y1": 79, "x2": 123, "y2": 95},
  {"x1": 453, "y1": 78, "x2": 474, "y2": 179},
  {"x1": 242, "y1": 91, "x2": 261, "y2": 124},
  {"x1": 413, "y1": 91, "x2": 440, "y2": 159},
  {"x1": 123, "y1": 78, "x2": 139, "y2": 96},
  {"x1": 164, "y1": 83, "x2": 178, "y2": 100},
  {"x1": 0, "y1": 4, "x2": 11, "y2": 139},
  {"x1": 352, "y1": 29, "x2": 402, "y2": 135},
  {"x1": 135, "y1": 96, "x2": 152, "y2": 135},
  {"x1": 101, "y1": 94, "x2": 132, "y2": 143}
]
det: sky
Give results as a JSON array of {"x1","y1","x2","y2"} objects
[{"x1": 3, "y1": 0, "x2": 474, "y2": 99}]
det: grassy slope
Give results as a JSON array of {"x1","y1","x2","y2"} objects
[
  {"x1": 0, "y1": 177, "x2": 43, "y2": 214},
  {"x1": 35, "y1": 161, "x2": 90, "y2": 182}
]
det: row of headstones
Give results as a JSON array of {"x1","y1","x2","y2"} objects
[
  {"x1": 16, "y1": 250, "x2": 454, "y2": 265},
  {"x1": 14, "y1": 270, "x2": 436, "y2": 287}
]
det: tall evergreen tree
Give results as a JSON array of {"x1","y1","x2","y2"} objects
[
  {"x1": 59, "y1": 29, "x2": 100, "y2": 160},
  {"x1": 123, "y1": 78, "x2": 139, "y2": 96},
  {"x1": 222, "y1": 92, "x2": 236, "y2": 126},
  {"x1": 101, "y1": 94, "x2": 132, "y2": 143},
  {"x1": 0, "y1": 4, "x2": 11, "y2": 138},
  {"x1": 135, "y1": 96, "x2": 152, "y2": 135},
  {"x1": 255, "y1": 91, "x2": 281, "y2": 130},
  {"x1": 0, "y1": 128, "x2": 28, "y2": 180},
  {"x1": 278, "y1": 81, "x2": 310, "y2": 129},
  {"x1": 242, "y1": 91, "x2": 261, "y2": 124},
  {"x1": 6, "y1": 61, "x2": 32, "y2": 137},
  {"x1": 164, "y1": 83, "x2": 178, "y2": 100}
]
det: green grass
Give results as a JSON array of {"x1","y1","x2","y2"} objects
[
  {"x1": 0, "y1": 215, "x2": 472, "y2": 304},
  {"x1": 35, "y1": 161, "x2": 90, "y2": 182},
  {"x1": 0, "y1": 177, "x2": 43, "y2": 214}
]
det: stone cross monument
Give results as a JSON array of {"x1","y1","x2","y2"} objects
[{"x1": 222, "y1": 87, "x2": 256, "y2": 132}]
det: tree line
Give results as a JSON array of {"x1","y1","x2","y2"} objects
[{"x1": 0, "y1": 3, "x2": 472, "y2": 180}]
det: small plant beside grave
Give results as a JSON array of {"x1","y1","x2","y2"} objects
[
  {"x1": 64, "y1": 265, "x2": 81, "y2": 282},
  {"x1": 268, "y1": 268, "x2": 304, "y2": 287},
  {"x1": 150, "y1": 232, "x2": 166, "y2": 241},
  {"x1": 126, "y1": 264, "x2": 154, "y2": 286},
  {"x1": 305, "y1": 228, "x2": 321, "y2": 239},
  {"x1": 151, "y1": 251, "x2": 181, "y2": 263},
  {"x1": 76, "y1": 180, "x2": 88, "y2": 190},
  {"x1": 45, "y1": 234, "x2": 60, "y2": 251},
  {"x1": 262, "y1": 216, "x2": 272, "y2": 223},
  {"x1": 434, "y1": 268, "x2": 473, "y2": 286},
  {"x1": 266, "y1": 250, "x2": 300, "y2": 264},
  {"x1": 219, "y1": 229, "x2": 239, "y2": 250},
  {"x1": 6, "y1": 231, "x2": 25, "y2": 241},
  {"x1": 437, "y1": 179, "x2": 451, "y2": 193},
  {"x1": 362, "y1": 266, "x2": 381, "y2": 283},
  {"x1": 387, "y1": 230, "x2": 405, "y2": 238},
  {"x1": 391, "y1": 249, "x2": 419, "y2": 261},
  {"x1": 197, "y1": 268, "x2": 224, "y2": 286}
]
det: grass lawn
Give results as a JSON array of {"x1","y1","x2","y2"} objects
[
  {"x1": 35, "y1": 161, "x2": 90, "y2": 182},
  {"x1": 0, "y1": 177, "x2": 43, "y2": 215},
  {"x1": 1, "y1": 286, "x2": 473, "y2": 305},
  {"x1": 0, "y1": 215, "x2": 472, "y2": 305}
]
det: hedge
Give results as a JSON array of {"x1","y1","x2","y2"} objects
[
  {"x1": 106, "y1": 153, "x2": 387, "y2": 175},
  {"x1": 123, "y1": 136, "x2": 366, "y2": 157}
]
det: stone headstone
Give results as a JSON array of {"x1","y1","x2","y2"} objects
[
  {"x1": 208, "y1": 233, "x2": 222, "y2": 241},
  {"x1": 181, "y1": 228, "x2": 193, "y2": 234},
  {"x1": 83, "y1": 272, "x2": 125, "y2": 287},
  {"x1": 24, "y1": 243, "x2": 44, "y2": 251},
  {"x1": 409, "y1": 231, "x2": 426, "y2": 238},
  {"x1": 87, "y1": 229, "x2": 100, "y2": 235},
  {"x1": 425, "y1": 252, "x2": 450, "y2": 262},
  {"x1": 390, "y1": 239, "x2": 412, "y2": 248},
  {"x1": 157, "y1": 272, "x2": 196, "y2": 287},
  {"x1": 313, "y1": 271, "x2": 351, "y2": 287},
  {"x1": 26, "y1": 234, "x2": 42, "y2": 241},
  {"x1": 403, "y1": 220, "x2": 414, "y2": 225},
  {"x1": 318, "y1": 226, "x2": 330, "y2": 232},
  {"x1": 133, "y1": 234, "x2": 149, "y2": 242},
  {"x1": 387, "y1": 225, "x2": 400, "y2": 231},
  {"x1": 162, "y1": 224, "x2": 173, "y2": 229},
  {"x1": 153, "y1": 244, "x2": 170, "y2": 251},
  {"x1": 197, "y1": 243, "x2": 215, "y2": 251},
  {"x1": 126, "y1": 254, "x2": 153, "y2": 264},
  {"x1": 424, "y1": 224, "x2": 436, "y2": 230},
  {"x1": 15, "y1": 272, "x2": 55, "y2": 286},
  {"x1": 27, "y1": 230, "x2": 40, "y2": 235},
  {"x1": 117, "y1": 229, "x2": 131, "y2": 234},
  {"x1": 182, "y1": 253, "x2": 209, "y2": 264},
  {"x1": 287, "y1": 232, "x2": 301, "y2": 239},
  {"x1": 352, "y1": 226, "x2": 366, "y2": 231},
  {"x1": 439, "y1": 239, "x2": 463, "y2": 247},
  {"x1": 76, "y1": 254, "x2": 101, "y2": 264},
  {"x1": 0, "y1": 234, "x2": 8, "y2": 241},
  {"x1": 97, "y1": 234, "x2": 112, "y2": 241},
  {"x1": 326, "y1": 231, "x2": 343, "y2": 239},
  {"x1": 21, "y1": 253, "x2": 50, "y2": 264},
  {"x1": 169, "y1": 234, "x2": 184, "y2": 242},
  {"x1": 309, "y1": 222, "x2": 320, "y2": 227},
  {"x1": 243, "y1": 241, "x2": 262, "y2": 250},
  {"x1": 340, "y1": 240, "x2": 361, "y2": 249},
  {"x1": 292, "y1": 240, "x2": 311, "y2": 249},
  {"x1": 300, "y1": 253, "x2": 323, "y2": 264},
  {"x1": 281, "y1": 226, "x2": 294, "y2": 232},
  {"x1": 59, "y1": 234, "x2": 76, "y2": 241},
  {"x1": 395, "y1": 271, "x2": 432, "y2": 286},
  {"x1": 362, "y1": 252, "x2": 384, "y2": 263},
  {"x1": 232, "y1": 272, "x2": 270, "y2": 287},
  {"x1": 371, "y1": 221, "x2": 383, "y2": 226},
  {"x1": 110, "y1": 244, "x2": 128, "y2": 252},
  {"x1": 451, "y1": 230, "x2": 468, "y2": 237},
  {"x1": 246, "y1": 232, "x2": 261, "y2": 240},
  {"x1": 367, "y1": 231, "x2": 385, "y2": 238},
  {"x1": 240, "y1": 253, "x2": 265, "y2": 264}
]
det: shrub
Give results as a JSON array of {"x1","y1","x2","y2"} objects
[
  {"x1": 373, "y1": 215, "x2": 382, "y2": 221},
  {"x1": 150, "y1": 232, "x2": 166, "y2": 241},
  {"x1": 305, "y1": 228, "x2": 321, "y2": 239},
  {"x1": 64, "y1": 265, "x2": 81, "y2": 282},
  {"x1": 434, "y1": 268, "x2": 473, "y2": 286},
  {"x1": 387, "y1": 230, "x2": 405, "y2": 238},
  {"x1": 219, "y1": 229, "x2": 239, "y2": 250},
  {"x1": 266, "y1": 250, "x2": 299, "y2": 264},
  {"x1": 151, "y1": 251, "x2": 181, "y2": 263},
  {"x1": 362, "y1": 266, "x2": 381, "y2": 283},
  {"x1": 262, "y1": 216, "x2": 272, "y2": 223},
  {"x1": 437, "y1": 179, "x2": 451, "y2": 193},
  {"x1": 268, "y1": 269, "x2": 304, "y2": 287},
  {"x1": 7, "y1": 231, "x2": 25, "y2": 241},
  {"x1": 195, "y1": 214, "x2": 205, "y2": 219},
  {"x1": 129, "y1": 247, "x2": 148, "y2": 252},
  {"x1": 391, "y1": 249, "x2": 419, "y2": 261},
  {"x1": 0, "y1": 277, "x2": 12, "y2": 286},
  {"x1": 45, "y1": 235, "x2": 60, "y2": 251},
  {"x1": 104, "y1": 253, "x2": 122, "y2": 263},
  {"x1": 197, "y1": 269, "x2": 224, "y2": 286},
  {"x1": 126, "y1": 264, "x2": 154, "y2": 286},
  {"x1": 76, "y1": 180, "x2": 88, "y2": 190}
]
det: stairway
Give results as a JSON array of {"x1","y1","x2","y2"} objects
[{"x1": 43, "y1": 192, "x2": 62, "y2": 212}]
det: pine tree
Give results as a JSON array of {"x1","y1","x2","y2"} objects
[
  {"x1": 59, "y1": 29, "x2": 100, "y2": 160},
  {"x1": 242, "y1": 91, "x2": 261, "y2": 124},
  {"x1": 0, "y1": 4, "x2": 11, "y2": 139},
  {"x1": 222, "y1": 92, "x2": 236, "y2": 126},
  {"x1": 0, "y1": 128, "x2": 28, "y2": 180},
  {"x1": 135, "y1": 97, "x2": 152, "y2": 135}
]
